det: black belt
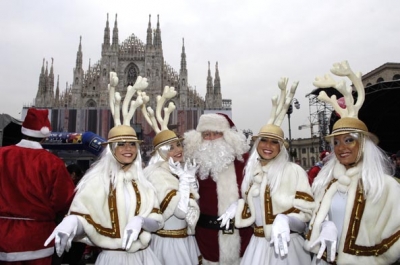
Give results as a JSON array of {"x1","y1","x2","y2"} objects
[{"x1": 197, "y1": 213, "x2": 235, "y2": 234}]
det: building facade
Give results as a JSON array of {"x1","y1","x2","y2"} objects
[{"x1": 32, "y1": 14, "x2": 231, "y2": 154}]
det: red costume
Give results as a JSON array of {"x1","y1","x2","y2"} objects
[
  {"x1": 0, "y1": 108, "x2": 75, "y2": 264},
  {"x1": 196, "y1": 157, "x2": 252, "y2": 262}
]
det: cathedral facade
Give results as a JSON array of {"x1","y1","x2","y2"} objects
[{"x1": 33, "y1": 14, "x2": 231, "y2": 151}]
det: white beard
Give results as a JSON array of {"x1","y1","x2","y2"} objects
[{"x1": 192, "y1": 138, "x2": 236, "y2": 181}]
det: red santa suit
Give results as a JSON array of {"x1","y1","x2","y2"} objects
[
  {"x1": 0, "y1": 140, "x2": 75, "y2": 263},
  {"x1": 183, "y1": 113, "x2": 253, "y2": 264},
  {"x1": 195, "y1": 157, "x2": 252, "y2": 264}
]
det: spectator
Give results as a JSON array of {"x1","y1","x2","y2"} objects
[
  {"x1": 307, "y1": 151, "x2": 330, "y2": 186},
  {"x1": 0, "y1": 108, "x2": 75, "y2": 265}
]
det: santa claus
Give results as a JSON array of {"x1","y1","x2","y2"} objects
[
  {"x1": 0, "y1": 108, "x2": 75, "y2": 264},
  {"x1": 183, "y1": 113, "x2": 253, "y2": 265}
]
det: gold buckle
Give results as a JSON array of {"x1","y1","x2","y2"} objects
[{"x1": 222, "y1": 220, "x2": 234, "y2": 234}]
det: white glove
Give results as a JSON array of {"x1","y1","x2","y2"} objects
[
  {"x1": 122, "y1": 216, "x2": 144, "y2": 250},
  {"x1": 177, "y1": 174, "x2": 190, "y2": 214},
  {"x1": 270, "y1": 214, "x2": 290, "y2": 257},
  {"x1": 169, "y1": 157, "x2": 185, "y2": 177},
  {"x1": 185, "y1": 206, "x2": 199, "y2": 227},
  {"x1": 217, "y1": 201, "x2": 238, "y2": 230},
  {"x1": 44, "y1": 215, "x2": 82, "y2": 257},
  {"x1": 310, "y1": 220, "x2": 338, "y2": 262},
  {"x1": 184, "y1": 159, "x2": 199, "y2": 192}
]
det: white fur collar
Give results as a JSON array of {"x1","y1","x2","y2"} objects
[{"x1": 16, "y1": 139, "x2": 43, "y2": 149}]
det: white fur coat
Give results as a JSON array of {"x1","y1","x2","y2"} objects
[
  {"x1": 304, "y1": 162, "x2": 400, "y2": 264},
  {"x1": 144, "y1": 161, "x2": 200, "y2": 234},
  {"x1": 69, "y1": 169, "x2": 163, "y2": 252},
  {"x1": 235, "y1": 162, "x2": 315, "y2": 239}
]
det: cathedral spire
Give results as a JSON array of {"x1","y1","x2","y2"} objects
[
  {"x1": 55, "y1": 75, "x2": 60, "y2": 107},
  {"x1": 76, "y1": 36, "x2": 83, "y2": 69},
  {"x1": 102, "y1": 13, "x2": 110, "y2": 52},
  {"x1": 41, "y1": 58, "x2": 45, "y2": 75},
  {"x1": 154, "y1": 14, "x2": 162, "y2": 48},
  {"x1": 206, "y1": 61, "x2": 213, "y2": 94},
  {"x1": 180, "y1": 38, "x2": 187, "y2": 71},
  {"x1": 146, "y1": 14, "x2": 152, "y2": 47},
  {"x1": 214, "y1": 61, "x2": 221, "y2": 94},
  {"x1": 112, "y1": 14, "x2": 119, "y2": 47}
]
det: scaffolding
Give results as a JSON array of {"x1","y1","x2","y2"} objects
[{"x1": 304, "y1": 90, "x2": 334, "y2": 153}]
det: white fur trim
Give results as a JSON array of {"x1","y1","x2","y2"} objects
[
  {"x1": 196, "y1": 113, "x2": 230, "y2": 132},
  {"x1": 21, "y1": 126, "x2": 51, "y2": 138},
  {"x1": 216, "y1": 164, "x2": 241, "y2": 263}
]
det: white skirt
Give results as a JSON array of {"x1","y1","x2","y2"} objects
[
  {"x1": 150, "y1": 234, "x2": 201, "y2": 265},
  {"x1": 240, "y1": 233, "x2": 311, "y2": 265},
  {"x1": 95, "y1": 248, "x2": 161, "y2": 265}
]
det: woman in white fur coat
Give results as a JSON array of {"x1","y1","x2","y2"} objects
[
  {"x1": 144, "y1": 130, "x2": 201, "y2": 265},
  {"x1": 221, "y1": 78, "x2": 315, "y2": 265},
  {"x1": 45, "y1": 125, "x2": 164, "y2": 265},
  {"x1": 45, "y1": 73, "x2": 164, "y2": 265},
  {"x1": 304, "y1": 61, "x2": 400, "y2": 265}
]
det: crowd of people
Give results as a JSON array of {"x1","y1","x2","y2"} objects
[{"x1": 1, "y1": 62, "x2": 400, "y2": 265}]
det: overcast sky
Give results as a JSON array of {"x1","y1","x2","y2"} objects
[{"x1": 1, "y1": 0, "x2": 399, "y2": 139}]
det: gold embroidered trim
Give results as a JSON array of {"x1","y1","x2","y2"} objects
[
  {"x1": 295, "y1": 191, "x2": 314, "y2": 202},
  {"x1": 132, "y1": 181, "x2": 141, "y2": 215},
  {"x1": 151, "y1": 208, "x2": 162, "y2": 214},
  {"x1": 343, "y1": 180, "x2": 400, "y2": 256},
  {"x1": 155, "y1": 227, "x2": 188, "y2": 238},
  {"x1": 242, "y1": 182, "x2": 253, "y2": 219},
  {"x1": 254, "y1": 226, "x2": 265, "y2": 237},
  {"x1": 264, "y1": 186, "x2": 309, "y2": 224},
  {"x1": 70, "y1": 180, "x2": 143, "y2": 238},
  {"x1": 159, "y1": 190, "x2": 195, "y2": 214},
  {"x1": 160, "y1": 190, "x2": 177, "y2": 213}
]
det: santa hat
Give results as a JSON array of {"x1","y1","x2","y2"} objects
[
  {"x1": 320, "y1": 151, "x2": 330, "y2": 161},
  {"x1": 196, "y1": 113, "x2": 236, "y2": 132},
  {"x1": 21, "y1": 108, "x2": 52, "y2": 138}
]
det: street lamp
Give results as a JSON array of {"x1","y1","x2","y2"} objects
[{"x1": 287, "y1": 98, "x2": 300, "y2": 161}]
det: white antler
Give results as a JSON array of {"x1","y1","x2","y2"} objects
[
  {"x1": 314, "y1": 61, "x2": 363, "y2": 118},
  {"x1": 108, "y1": 72, "x2": 148, "y2": 126},
  {"x1": 267, "y1": 77, "x2": 299, "y2": 126},
  {"x1": 142, "y1": 86, "x2": 177, "y2": 133}
]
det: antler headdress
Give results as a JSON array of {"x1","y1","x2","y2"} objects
[
  {"x1": 253, "y1": 77, "x2": 299, "y2": 142},
  {"x1": 140, "y1": 86, "x2": 182, "y2": 150},
  {"x1": 104, "y1": 72, "x2": 148, "y2": 144},
  {"x1": 314, "y1": 60, "x2": 378, "y2": 143}
]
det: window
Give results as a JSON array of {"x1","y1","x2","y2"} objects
[
  {"x1": 310, "y1": 147, "x2": 315, "y2": 153},
  {"x1": 377, "y1": 77, "x2": 384, "y2": 83},
  {"x1": 393, "y1": 74, "x2": 400, "y2": 80},
  {"x1": 302, "y1": 148, "x2": 306, "y2": 154}
]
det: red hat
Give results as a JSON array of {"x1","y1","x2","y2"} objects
[
  {"x1": 196, "y1": 113, "x2": 236, "y2": 132},
  {"x1": 320, "y1": 151, "x2": 330, "y2": 161},
  {"x1": 21, "y1": 108, "x2": 52, "y2": 138}
]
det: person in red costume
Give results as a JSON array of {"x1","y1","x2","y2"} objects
[
  {"x1": 0, "y1": 108, "x2": 75, "y2": 265},
  {"x1": 307, "y1": 151, "x2": 330, "y2": 186},
  {"x1": 183, "y1": 113, "x2": 253, "y2": 265}
]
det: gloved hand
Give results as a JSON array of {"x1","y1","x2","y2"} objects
[
  {"x1": 217, "y1": 201, "x2": 238, "y2": 230},
  {"x1": 122, "y1": 216, "x2": 144, "y2": 250},
  {"x1": 183, "y1": 159, "x2": 199, "y2": 192},
  {"x1": 310, "y1": 220, "x2": 338, "y2": 262},
  {"x1": 270, "y1": 214, "x2": 290, "y2": 257},
  {"x1": 169, "y1": 157, "x2": 185, "y2": 177},
  {"x1": 185, "y1": 206, "x2": 199, "y2": 227},
  {"x1": 44, "y1": 215, "x2": 81, "y2": 257}
]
